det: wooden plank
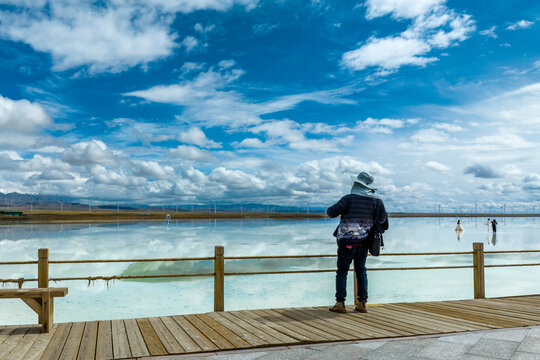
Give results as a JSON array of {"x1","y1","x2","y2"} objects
[
  {"x1": 481, "y1": 299, "x2": 540, "y2": 316},
  {"x1": 124, "y1": 319, "x2": 149, "y2": 358},
  {"x1": 184, "y1": 314, "x2": 235, "y2": 350},
  {"x1": 240, "y1": 309, "x2": 313, "y2": 342},
  {"x1": 250, "y1": 309, "x2": 324, "y2": 342},
  {"x1": 172, "y1": 315, "x2": 218, "y2": 352},
  {"x1": 21, "y1": 298, "x2": 41, "y2": 316},
  {"x1": 299, "y1": 307, "x2": 392, "y2": 338},
  {"x1": 4, "y1": 326, "x2": 40, "y2": 360},
  {"x1": 40, "y1": 322, "x2": 72, "y2": 360},
  {"x1": 59, "y1": 322, "x2": 85, "y2": 360},
  {"x1": 411, "y1": 302, "x2": 527, "y2": 327},
  {"x1": 447, "y1": 300, "x2": 540, "y2": 323},
  {"x1": 338, "y1": 309, "x2": 417, "y2": 336},
  {"x1": 19, "y1": 325, "x2": 58, "y2": 360},
  {"x1": 148, "y1": 317, "x2": 184, "y2": 354},
  {"x1": 195, "y1": 313, "x2": 251, "y2": 348},
  {"x1": 160, "y1": 316, "x2": 201, "y2": 353},
  {"x1": 306, "y1": 307, "x2": 399, "y2": 338},
  {"x1": 268, "y1": 308, "x2": 354, "y2": 341},
  {"x1": 41, "y1": 291, "x2": 52, "y2": 333},
  {"x1": 136, "y1": 318, "x2": 167, "y2": 356},
  {"x1": 0, "y1": 327, "x2": 17, "y2": 346},
  {"x1": 95, "y1": 321, "x2": 113, "y2": 360},
  {"x1": 76, "y1": 321, "x2": 97, "y2": 360},
  {"x1": 207, "y1": 312, "x2": 267, "y2": 347},
  {"x1": 219, "y1": 311, "x2": 287, "y2": 346},
  {"x1": 281, "y1": 308, "x2": 367, "y2": 339},
  {"x1": 402, "y1": 302, "x2": 503, "y2": 328},
  {"x1": 111, "y1": 319, "x2": 131, "y2": 359},
  {"x1": 368, "y1": 306, "x2": 462, "y2": 334},
  {"x1": 385, "y1": 304, "x2": 489, "y2": 331},
  {"x1": 0, "y1": 288, "x2": 68, "y2": 298},
  {"x1": 366, "y1": 307, "x2": 446, "y2": 334}
]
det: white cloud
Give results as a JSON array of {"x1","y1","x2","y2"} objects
[
  {"x1": 169, "y1": 145, "x2": 216, "y2": 162},
  {"x1": 181, "y1": 36, "x2": 199, "y2": 52},
  {"x1": 479, "y1": 26, "x2": 497, "y2": 38},
  {"x1": 506, "y1": 20, "x2": 534, "y2": 31},
  {"x1": 433, "y1": 123, "x2": 462, "y2": 132},
  {"x1": 364, "y1": 0, "x2": 444, "y2": 20},
  {"x1": 178, "y1": 127, "x2": 221, "y2": 148},
  {"x1": 194, "y1": 23, "x2": 215, "y2": 34},
  {"x1": 356, "y1": 117, "x2": 419, "y2": 134},
  {"x1": 62, "y1": 140, "x2": 115, "y2": 166},
  {"x1": 209, "y1": 167, "x2": 265, "y2": 191},
  {"x1": 0, "y1": 2, "x2": 176, "y2": 73},
  {"x1": 411, "y1": 128, "x2": 448, "y2": 143},
  {"x1": 251, "y1": 119, "x2": 353, "y2": 152},
  {"x1": 343, "y1": 2, "x2": 474, "y2": 75},
  {"x1": 342, "y1": 36, "x2": 436, "y2": 72},
  {"x1": 132, "y1": 161, "x2": 174, "y2": 179},
  {"x1": 125, "y1": 65, "x2": 357, "y2": 128},
  {"x1": 0, "y1": 94, "x2": 51, "y2": 132},
  {"x1": 147, "y1": 0, "x2": 258, "y2": 13},
  {"x1": 425, "y1": 161, "x2": 450, "y2": 172},
  {"x1": 0, "y1": 0, "x2": 257, "y2": 73},
  {"x1": 236, "y1": 138, "x2": 267, "y2": 148},
  {"x1": 452, "y1": 82, "x2": 540, "y2": 133}
]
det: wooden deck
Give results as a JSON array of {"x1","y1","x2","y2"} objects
[{"x1": 1, "y1": 295, "x2": 540, "y2": 360}]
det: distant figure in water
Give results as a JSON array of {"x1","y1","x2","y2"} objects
[
  {"x1": 492, "y1": 219, "x2": 498, "y2": 233},
  {"x1": 327, "y1": 172, "x2": 388, "y2": 314},
  {"x1": 455, "y1": 220, "x2": 464, "y2": 232},
  {"x1": 487, "y1": 218, "x2": 491, "y2": 232}
]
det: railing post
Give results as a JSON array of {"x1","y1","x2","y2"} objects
[
  {"x1": 214, "y1": 246, "x2": 224, "y2": 312},
  {"x1": 38, "y1": 248, "x2": 49, "y2": 289},
  {"x1": 473, "y1": 242, "x2": 485, "y2": 299}
]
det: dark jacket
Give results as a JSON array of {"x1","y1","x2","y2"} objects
[{"x1": 327, "y1": 194, "x2": 389, "y2": 246}]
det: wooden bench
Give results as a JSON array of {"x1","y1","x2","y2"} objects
[{"x1": 0, "y1": 287, "x2": 68, "y2": 333}]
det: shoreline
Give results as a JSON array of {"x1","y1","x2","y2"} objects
[{"x1": 1, "y1": 210, "x2": 539, "y2": 224}]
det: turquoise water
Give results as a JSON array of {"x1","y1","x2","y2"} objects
[{"x1": 1, "y1": 217, "x2": 539, "y2": 325}]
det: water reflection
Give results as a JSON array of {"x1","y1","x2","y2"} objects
[{"x1": 0, "y1": 217, "x2": 539, "y2": 324}]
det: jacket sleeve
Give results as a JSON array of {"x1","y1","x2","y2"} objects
[
  {"x1": 379, "y1": 200, "x2": 389, "y2": 232},
  {"x1": 326, "y1": 196, "x2": 348, "y2": 218}
]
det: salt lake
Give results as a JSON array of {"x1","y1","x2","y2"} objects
[{"x1": 1, "y1": 216, "x2": 539, "y2": 325}]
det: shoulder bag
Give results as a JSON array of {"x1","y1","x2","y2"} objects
[{"x1": 369, "y1": 199, "x2": 384, "y2": 256}]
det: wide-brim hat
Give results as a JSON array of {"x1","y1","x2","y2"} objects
[{"x1": 352, "y1": 172, "x2": 377, "y2": 190}]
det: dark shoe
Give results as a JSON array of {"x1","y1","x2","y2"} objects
[
  {"x1": 329, "y1": 301, "x2": 346, "y2": 313},
  {"x1": 355, "y1": 301, "x2": 367, "y2": 313}
]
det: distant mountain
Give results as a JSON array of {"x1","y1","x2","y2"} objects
[{"x1": 0, "y1": 192, "x2": 325, "y2": 213}]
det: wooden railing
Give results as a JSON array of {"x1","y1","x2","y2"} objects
[{"x1": 1, "y1": 243, "x2": 540, "y2": 311}]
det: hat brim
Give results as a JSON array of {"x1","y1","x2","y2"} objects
[{"x1": 351, "y1": 175, "x2": 377, "y2": 190}]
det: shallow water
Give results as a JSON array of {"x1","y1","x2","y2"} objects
[{"x1": 1, "y1": 217, "x2": 539, "y2": 325}]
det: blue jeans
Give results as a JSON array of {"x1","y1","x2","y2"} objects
[{"x1": 335, "y1": 244, "x2": 368, "y2": 303}]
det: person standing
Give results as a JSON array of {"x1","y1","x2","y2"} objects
[
  {"x1": 487, "y1": 218, "x2": 491, "y2": 232},
  {"x1": 455, "y1": 220, "x2": 464, "y2": 232},
  {"x1": 327, "y1": 172, "x2": 389, "y2": 313},
  {"x1": 492, "y1": 219, "x2": 498, "y2": 232}
]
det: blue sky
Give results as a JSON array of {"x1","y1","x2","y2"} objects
[{"x1": 0, "y1": 0, "x2": 539, "y2": 211}]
